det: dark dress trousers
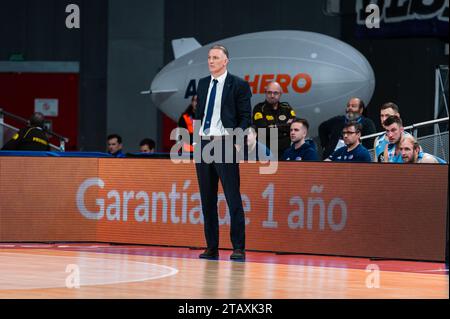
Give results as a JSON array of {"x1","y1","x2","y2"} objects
[{"x1": 194, "y1": 73, "x2": 252, "y2": 251}]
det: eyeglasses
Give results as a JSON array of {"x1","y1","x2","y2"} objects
[
  {"x1": 266, "y1": 91, "x2": 281, "y2": 96},
  {"x1": 342, "y1": 131, "x2": 358, "y2": 135}
]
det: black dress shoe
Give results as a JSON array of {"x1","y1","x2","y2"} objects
[
  {"x1": 199, "y1": 249, "x2": 219, "y2": 259},
  {"x1": 230, "y1": 249, "x2": 245, "y2": 260}
]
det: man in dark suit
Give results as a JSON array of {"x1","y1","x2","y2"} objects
[{"x1": 194, "y1": 44, "x2": 252, "y2": 261}]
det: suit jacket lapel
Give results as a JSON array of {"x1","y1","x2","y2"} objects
[
  {"x1": 198, "y1": 76, "x2": 212, "y2": 119},
  {"x1": 221, "y1": 74, "x2": 232, "y2": 108}
]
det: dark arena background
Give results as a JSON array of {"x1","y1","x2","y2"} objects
[{"x1": 0, "y1": 0, "x2": 448, "y2": 311}]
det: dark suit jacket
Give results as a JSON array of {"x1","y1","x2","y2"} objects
[{"x1": 195, "y1": 73, "x2": 252, "y2": 133}]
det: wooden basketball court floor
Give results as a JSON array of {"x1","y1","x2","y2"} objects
[{"x1": 0, "y1": 243, "x2": 447, "y2": 299}]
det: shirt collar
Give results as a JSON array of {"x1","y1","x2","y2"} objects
[{"x1": 211, "y1": 70, "x2": 227, "y2": 84}]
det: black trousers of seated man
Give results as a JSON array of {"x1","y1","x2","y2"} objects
[{"x1": 195, "y1": 137, "x2": 245, "y2": 252}]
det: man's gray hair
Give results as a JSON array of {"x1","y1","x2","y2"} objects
[{"x1": 209, "y1": 44, "x2": 229, "y2": 58}]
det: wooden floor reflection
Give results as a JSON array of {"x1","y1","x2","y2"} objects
[{"x1": 0, "y1": 247, "x2": 447, "y2": 299}]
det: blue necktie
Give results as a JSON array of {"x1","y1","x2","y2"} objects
[{"x1": 203, "y1": 79, "x2": 218, "y2": 134}]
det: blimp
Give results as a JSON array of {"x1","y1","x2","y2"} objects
[{"x1": 146, "y1": 30, "x2": 375, "y2": 137}]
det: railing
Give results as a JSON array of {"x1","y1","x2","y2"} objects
[
  {"x1": 0, "y1": 108, "x2": 69, "y2": 151},
  {"x1": 361, "y1": 117, "x2": 449, "y2": 140},
  {"x1": 361, "y1": 117, "x2": 449, "y2": 161},
  {"x1": 435, "y1": 65, "x2": 449, "y2": 118}
]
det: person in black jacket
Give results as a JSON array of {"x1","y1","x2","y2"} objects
[
  {"x1": 194, "y1": 44, "x2": 251, "y2": 261},
  {"x1": 282, "y1": 119, "x2": 318, "y2": 161},
  {"x1": 1, "y1": 112, "x2": 50, "y2": 151},
  {"x1": 177, "y1": 95, "x2": 197, "y2": 153},
  {"x1": 252, "y1": 81, "x2": 296, "y2": 159},
  {"x1": 318, "y1": 97, "x2": 376, "y2": 160}
]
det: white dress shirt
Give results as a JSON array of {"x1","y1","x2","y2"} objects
[{"x1": 200, "y1": 71, "x2": 229, "y2": 136}]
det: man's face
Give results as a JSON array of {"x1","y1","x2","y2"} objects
[
  {"x1": 380, "y1": 108, "x2": 399, "y2": 127},
  {"x1": 208, "y1": 49, "x2": 228, "y2": 76},
  {"x1": 107, "y1": 138, "x2": 122, "y2": 154},
  {"x1": 385, "y1": 123, "x2": 403, "y2": 144},
  {"x1": 290, "y1": 122, "x2": 306, "y2": 143},
  {"x1": 140, "y1": 144, "x2": 153, "y2": 153},
  {"x1": 346, "y1": 98, "x2": 363, "y2": 116},
  {"x1": 265, "y1": 83, "x2": 282, "y2": 105},
  {"x1": 400, "y1": 139, "x2": 418, "y2": 163},
  {"x1": 342, "y1": 126, "x2": 360, "y2": 147}
]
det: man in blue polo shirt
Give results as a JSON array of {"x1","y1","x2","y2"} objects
[
  {"x1": 325, "y1": 122, "x2": 371, "y2": 162},
  {"x1": 241, "y1": 125, "x2": 273, "y2": 161},
  {"x1": 107, "y1": 134, "x2": 126, "y2": 158},
  {"x1": 282, "y1": 118, "x2": 318, "y2": 161}
]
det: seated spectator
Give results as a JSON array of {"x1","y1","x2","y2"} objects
[
  {"x1": 252, "y1": 81, "x2": 296, "y2": 159},
  {"x1": 107, "y1": 134, "x2": 125, "y2": 157},
  {"x1": 240, "y1": 125, "x2": 272, "y2": 161},
  {"x1": 399, "y1": 135, "x2": 447, "y2": 164},
  {"x1": 1, "y1": 112, "x2": 50, "y2": 151},
  {"x1": 139, "y1": 138, "x2": 156, "y2": 154},
  {"x1": 325, "y1": 122, "x2": 371, "y2": 162},
  {"x1": 319, "y1": 97, "x2": 376, "y2": 160},
  {"x1": 374, "y1": 102, "x2": 401, "y2": 162},
  {"x1": 381, "y1": 115, "x2": 410, "y2": 163},
  {"x1": 282, "y1": 119, "x2": 319, "y2": 161}
]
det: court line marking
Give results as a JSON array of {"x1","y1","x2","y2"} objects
[
  {"x1": 57, "y1": 248, "x2": 448, "y2": 279},
  {"x1": 0, "y1": 251, "x2": 179, "y2": 289},
  {"x1": 0, "y1": 251, "x2": 446, "y2": 298},
  {"x1": 54, "y1": 246, "x2": 448, "y2": 275},
  {"x1": 2, "y1": 250, "x2": 447, "y2": 281}
]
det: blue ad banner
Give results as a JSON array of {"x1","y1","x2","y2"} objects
[{"x1": 355, "y1": 0, "x2": 449, "y2": 38}]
